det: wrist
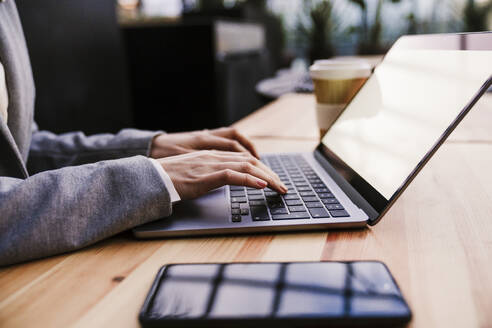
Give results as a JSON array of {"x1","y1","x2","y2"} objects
[
  {"x1": 150, "y1": 133, "x2": 165, "y2": 158},
  {"x1": 148, "y1": 158, "x2": 181, "y2": 202}
]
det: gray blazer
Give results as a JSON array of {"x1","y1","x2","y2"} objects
[{"x1": 0, "y1": 0, "x2": 172, "y2": 266}]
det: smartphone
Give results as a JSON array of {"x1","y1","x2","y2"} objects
[{"x1": 139, "y1": 261, "x2": 411, "y2": 327}]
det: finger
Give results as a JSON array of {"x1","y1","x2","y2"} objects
[
  {"x1": 203, "y1": 151, "x2": 284, "y2": 188},
  {"x1": 210, "y1": 127, "x2": 258, "y2": 156},
  {"x1": 199, "y1": 135, "x2": 250, "y2": 154},
  {"x1": 217, "y1": 152, "x2": 283, "y2": 187},
  {"x1": 203, "y1": 169, "x2": 267, "y2": 191},
  {"x1": 203, "y1": 149, "x2": 251, "y2": 159},
  {"x1": 247, "y1": 157, "x2": 283, "y2": 186},
  {"x1": 210, "y1": 127, "x2": 259, "y2": 158},
  {"x1": 216, "y1": 162, "x2": 286, "y2": 194},
  {"x1": 231, "y1": 130, "x2": 259, "y2": 158}
]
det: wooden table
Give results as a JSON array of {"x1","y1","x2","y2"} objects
[{"x1": 1, "y1": 93, "x2": 491, "y2": 327}]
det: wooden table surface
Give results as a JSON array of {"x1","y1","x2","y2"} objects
[{"x1": 1, "y1": 93, "x2": 492, "y2": 328}]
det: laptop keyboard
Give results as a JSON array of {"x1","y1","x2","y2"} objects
[{"x1": 228, "y1": 154, "x2": 349, "y2": 223}]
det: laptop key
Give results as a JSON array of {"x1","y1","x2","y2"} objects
[
  {"x1": 272, "y1": 212, "x2": 310, "y2": 220},
  {"x1": 231, "y1": 197, "x2": 247, "y2": 203},
  {"x1": 297, "y1": 186, "x2": 312, "y2": 191},
  {"x1": 251, "y1": 206, "x2": 270, "y2": 221},
  {"x1": 305, "y1": 201, "x2": 323, "y2": 208},
  {"x1": 314, "y1": 188, "x2": 330, "y2": 193},
  {"x1": 231, "y1": 203, "x2": 240, "y2": 209},
  {"x1": 240, "y1": 208, "x2": 250, "y2": 215},
  {"x1": 325, "y1": 204, "x2": 344, "y2": 210},
  {"x1": 270, "y1": 208, "x2": 288, "y2": 215},
  {"x1": 230, "y1": 186, "x2": 245, "y2": 191},
  {"x1": 232, "y1": 215, "x2": 242, "y2": 222},
  {"x1": 286, "y1": 199, "x2": 303, "y2": 206},
  {"x1": 309, "y1": 207, "x2": 330, "y2": 218},
  {"x1": 247, "y1": 189, "x2": 263, "y2": 195},
  {"x1": 248, "y1": 195, "x2": 265, "y2": 201},
  {"x1": 267, "y1": 202, "x2": 284, "y2": 209},
  {"x1": 318, "y1": 193, "x2": 335, "y2": 199},
  {"x1": 321, "y1": 198, "x2": 339, "y2": 204},
  {"x1": 250, "y1": 200, "x2": 267, "y2": 206},
  {"x1": 231, "y1": 209, "x2": 240, "y2": 215},
  {"x1": 299, "y1": 191, "x2": 315, "y2": 196},
  {"x1": 302, "y1": 196, "x2": 318, "y2": 202},
  {"x1": 230, "y1": 191, "x2": 246, "y2": 197},
  {"x1": 329, "y1": 210, "x2": 349, "y2": 217},
  {"x1": 289, "y1": 206, "x2": 306, "y2": 212},
  {"x1": 283, "y1": 194, "x2": 300, "y2": 200}
]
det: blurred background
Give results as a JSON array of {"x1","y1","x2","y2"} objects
[{"x1": 16, "y1": 0, "x2": 492, "y2": 135}]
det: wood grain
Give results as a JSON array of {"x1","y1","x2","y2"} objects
[
  {"x1": 0, "y1": 93, "x2": 491, "y2": 328},
  {"x1": 448, "y1": 93, "x2": 492, "y2": 142},
  {"x1": 233, "y1": 93, "x2": 319, "y2": 140},
  {"x1": 319, "y1": 143, "x2": 492, "y2": 327}
]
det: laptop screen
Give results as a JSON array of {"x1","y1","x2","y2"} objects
[{"x1": 320, "y1": 33, "x2": 492, "y2": 216}]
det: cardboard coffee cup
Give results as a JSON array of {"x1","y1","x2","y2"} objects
[{"x1": 310, "y1": 59, "x2": 371, "y2": 137}]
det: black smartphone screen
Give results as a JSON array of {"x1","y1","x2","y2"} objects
[{"x1": 139, "y1": 261, "x2": 411, "y2": 327}]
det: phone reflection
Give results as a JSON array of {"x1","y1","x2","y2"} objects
[{"x1": 146, "y1": 262, "x2": 409, "y2": 320}]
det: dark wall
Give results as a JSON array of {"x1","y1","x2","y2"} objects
[
  {"x1": 123, "y1": 22, "x2": 217, "y2": 133},
  {"x1": 216, "y1": 52, "x2": 270, "y2": 125},
  {"x1": 16, "y1": 0, "x2": 133, "y2": 134},
  {"x1": 124, "y1": 20, "x2": 270, "y2": 133}
]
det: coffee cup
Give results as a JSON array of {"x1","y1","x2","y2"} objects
[{"x1": 310, "y1": 59, "x2": 371, "y2": 138}]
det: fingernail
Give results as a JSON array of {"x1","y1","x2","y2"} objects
[{"x1": 257, "y1": 180, "x2": 267, "y2": 188}]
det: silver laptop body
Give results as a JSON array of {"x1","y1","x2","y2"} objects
[{"x1": 134, "y1": 32, "x2": 492, "y2": 238}]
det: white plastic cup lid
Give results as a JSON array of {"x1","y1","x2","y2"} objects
[{"x1": 310, "y1": 59, "x2": 372, "y2": 80}]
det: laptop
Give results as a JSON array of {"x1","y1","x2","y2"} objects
[{"x1": 134, "y1": 32, "x2": 492, "y2": 238}]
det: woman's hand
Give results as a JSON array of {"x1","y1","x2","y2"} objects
[
  {"x1": 157, "y1": 150, "x2": 287, "y2": 200},
  {"x1": 150, "y1": 127, "x2": 259, "y2": 159}
]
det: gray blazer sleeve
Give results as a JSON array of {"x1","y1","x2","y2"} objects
[
  {"x1": 0, "y1": 155, "x2": 171, "y2": 266},
  {"x1": 27, "y1": 126, "x2": 163, "y2": 174}
]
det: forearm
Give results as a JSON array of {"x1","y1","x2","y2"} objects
[
  {"x1": 27, "y1": 128, "x2": 162, "y2": 173},
  {"x1": 0, "y1": 155, "x2": 171, "y2": 266}
]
